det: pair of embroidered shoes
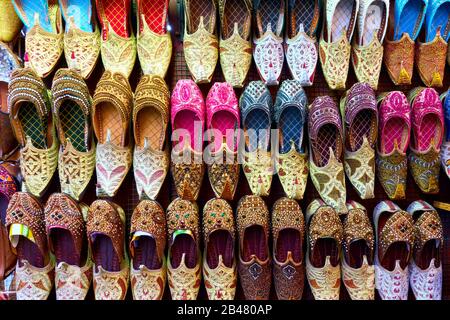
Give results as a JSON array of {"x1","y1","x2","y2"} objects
[
  {"x1": 377, "y1": 87, "x2": 444, "y2": 199},
  {"x1": 374, "y1": 200, "x2": 443, "y2": 300},
  {"x1": 240, "y1": 80, "x2": 309, "y2": 199},
  {"x1": 384, "y1": 0, "x2": 450, "y2": 87}
]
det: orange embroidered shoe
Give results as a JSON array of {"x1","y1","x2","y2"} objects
[
  {"x1": 44, "y1": 193, "x2": 92, "y2": 300},
  {"x1": 202, "y1": 198, "x2": 237, "y2": 300},
  {"x1": 183, "y1": 0, "x2": 219, "y2": 83},
  {"x1": 130, "y1": 200, "x2": 167, "y2": 300},
  {"x1": 167, "y1": 198, "x2": 201, "y2": 300},
  {"x1": 87, "y1": 200, "x2": 129, "y2": 300},
  {"x1": 237, "y1": 195, "x2": 271, "y2": 300},
  {"x1": 6, "y1": 192, "x2": 54, "y2": 300}
]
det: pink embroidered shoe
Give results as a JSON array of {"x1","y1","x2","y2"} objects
[
  {"x1": 376, "y1": 91, "x2": 411, "y2": 200},
  {"x1": 205, "y1": 82, "x2": 240, "y2": 200},
  {"x1": 171, "y1": 80, "x2": 206, "y2": 201}
]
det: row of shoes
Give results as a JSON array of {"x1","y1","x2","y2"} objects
[{"x1": 2, "y1": 191, "x2": 443, "y2": 300}]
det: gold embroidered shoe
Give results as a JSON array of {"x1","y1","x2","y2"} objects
[
  {"x1": 52, "y1": 69, "x2": 95, "y2": 201},
  {"x1": 133, "y1": 75, "x2": 170, "y2": 201},
  {"x1": 183, "y1": 0, "x2": 219, "y2": 83},
  {"x1": 319, "y1": 0, "x2": 359, "y2": 90},
  {"x1": 351, "y1": 0, "x2": 389, "y2": 89},
  {"x1": 44, "y1": 193, "x2": 92, "y2": 300},
  {"x1": 130, "y1": 200, "x2": 167, "y2": 300},
  {"x1": 341, "y1": 82, "x2": 378, "y2": 200},
  {"x1": 272, "y1": 197, "x2": 305, "y2": 300},
  {"x1": 12, "y1": 0, "x2": 64, "y2": 78},
  {"x1": 6, "y1": 192, "x2": 54, "y2": 300},
  {"x1": 8, "y1": 68, "x2": 58, "y2": 197},
  {"x1": 167, "y1": 198, "x2": 201, "y2": 300},
  {"x1": 306, "y1": 199, "x2": 343, "y2": 300},
  {"x1": 0, "y1": 0, "x2": 22, "y2": 43},
  {"x1": 96, "y1": 0, "x2": 137, "y2": 78},
  {"x1": 218, "y1": 0, "x2": 252, "y2": 88},
  {"x1": 341, "y1": 201, "x2": 375, "y2": 300},
  {"x1": 203, "y1": 198, "x2": 237, "y2": 300},
  {"x1": 237, "y1": 195, "x2": 271, "y2": 300},
  {"x1": 137, "y1": 0, "x2": 172, "y2": 77},
  {"x1": 92, "y1": 71, "x2": 133, "y2": 197},
  {"x1": 87, "y1": 200, "x2": 129, "y2": 300}
]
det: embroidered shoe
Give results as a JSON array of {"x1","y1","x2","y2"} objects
[
  {"x1": 441, "y1": 89, "x2": 450, "y2": 179},
  {"x1": 319, "y1": 0, "x2": 359, "y2": 90},
  {"x1": 285, "y1": 0, "x2": 321, "y2": 86},
  {"x1": 183, "y1": 0, "x2": 219, "y2": 83},
  {"x1": 240, "y1": 81, "x2": 273, "y2": 196},
  {"x1": 408, "y1": 87, "x2": 444, "y2": 194},
  {"x1": 87, "y1": 200, "x2": 129, "y2": 300},
  {"x1": 203, "y1": 198, "x2": 237, "y2": 300},
  {"x1": 237, "y1": 195, "x2": 271, "y2": 300},
  {"x1": 342, "y1": 201, "x2": 375, "y2": 300},
  {"x1": 137, "y1": 0, "x2": 172, "y2": 77},
  {"x1": 377, "y1": 91, "x2": 411, "y2": 200},
  {"x1": 253, "y1": 0, "x2": 285, "y2": 85},
  {"x1": 6, "y1": 192, "x2": 54, "y2": 300},
  {"x1": 306, "y1": 199, "x2": 343, "y2": 300},
  {"x1": 166, "y1": 198, "x2": 201, "y2": 300},
  {"x1": 373, "y1": 200, "x2": 414, "y2": 300},
  {"x1": 52, "y1": 69, "x2": 95, "y2": 201},
  {"x1": 170, "y1": 80, "x2": 205, "y2": 201},
  {"x1": 274, "y1": 80, "x2": 308, "y2": 200},
  {"x1": 92, "y1": 71, "x2": 133, "y2": 197},
  {"x1": 308, "y1": 96, "x2": 347, "y2": 214},
  {"x1": 130, "y1": 200, "x2": 167, "y2": 300},
  {"x1": 218, "y1": 0, "x2": 252, "y2": 88},
  {"x1": 351, "y1": 0, "x2": 389, "y2": 89},
  {"x1": 0, "y1": 0, "x2": 22, "y2": 43},
  {"x1": 44, "y1": 193, "x2": 92, "y2": 300},
  {"x1": 341, "y1": 82, "x2": 378, "y2": 199},
  {"x1": 205, "y1": 82, "x2": 240, "y2": 200},
  {"x1": 407, "y1": 200, "x2": 443, "y2": 300},
  {"x1": 272, "y1": 197, "x2": 305, "y2": 300},
  {"x1": 8, "y1": 68, "x2": 58, "y2": 198},
  {"x1": 96, "y1": 0, "x2": 136, "y2": 78},
  {"x1": 133, "y1": 75, "x2": 170, "y2": 201}
]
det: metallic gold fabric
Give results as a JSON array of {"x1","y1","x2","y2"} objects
[
  {"x1": 352, "y1": 37, "x2": 384, "y2": 90},
  {"x1": 319, "y1": 34, "x2": 351, "y2": 90}
]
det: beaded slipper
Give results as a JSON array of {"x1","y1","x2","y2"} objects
[
  {"x1": 133, "y1": 75, "x2": 170, "y2": 201},
  {"x1": 285, "y1": 0, "x2": 321, "y2": 86},
  {"x1": 306, "y1": 199, "x2": 343, "y2": 300},
  {"x1": 373, "y1": 200, "x2": 414, "y2": 300},
  {"x1": 52, "y1": 69, "x2": 95, "y2": 201},
  {"x1": 376, "y1": 91, "x2": 410, "y2": 200},
  {"x1": 96, "y1": 0, "x2": 136, "y2": 78},
  {"x1": 0, "y1": 0, "x2": 22, "y2": 43},
  {"x1": 319, "y1": 0, "x2": 359, "y2": 90},
  {"x1": 137, "y1": 0, "x2": 172, "y2": 77},
  {"x1": 407, "y1": 200, "x2": 443, "y2": 300},
  {"x1": 203, "y1": 198, "x2": 237, "y2": 300},
  {"x1": 253, "y1": 0, "x2": 285, "y2": 86},
  {"x1": 130, "y1": 200, "x2": 167, "y2": 300},
  {"x1": 272, "y1": 198, "x2": 305, "y2": 300},
  {"x1": 218, "y1": 0, "x2": 252, "y2": 88},
  {"x1": 8, "y1": 68, "x2": 58, "y2": 197},
  {"x1": 240, "y1": 81, "x2": 273, "y2": 196},
  {"x1": 44, "y1": 193, "x2": 92, "y2": 300},
  {"x1": 6, "y1": 192, "x2": 54, "y2": 300},
  {"x1": 167, "y1": 198, "x2": 201, "y2": 300},
  {"x1": 170, "y1": 79, "x2": 205, "y2": 201},
  {"x1": 351, "y1": 0, "x2": 389, "y2": 89},
  {"x1": 341, "y1": 82, "x2": 378, "y2": 200},
  {"x1": 87, "y1": 200, "x2": 129, "y2": 300},
  {"x1": 274, "y1": 80, "x2": 308, "y2": 200},
  {"x1": 308, "y1": 96, "x2": 347, "y2": 214},
  {"x1": 92, "y1": 71, "x2": 133, "y2": 197},
  {"x1": 206, "y1": 82, "x2": 240, "y2": 200},
  {"x1": 237, "y1": 195, "x2": 271, "y2": 300},
  {"x1": 441, "y1": 89, "x2": 450, "y2": 179},
  {"x1": 408, "y1": 87, "x2": 444, "y2": 194}
]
